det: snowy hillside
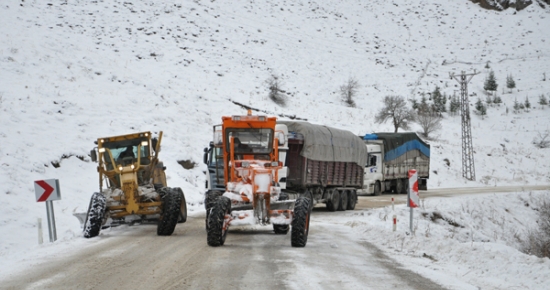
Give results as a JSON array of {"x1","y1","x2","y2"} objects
[{"x1": 1, "y1": 0, "x2": 549, "y2": 270}]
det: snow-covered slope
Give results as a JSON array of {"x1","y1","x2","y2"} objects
[{"x1": 1, "y1": 0, "x2": 549, "y2": 261}]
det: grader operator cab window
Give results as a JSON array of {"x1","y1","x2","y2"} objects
[
  {"x1": 102, "y1": 139, "x2": 151, "y2": 169},
  {"x1": 226, "y1": 128, "x2": 273, "y2": 155}
]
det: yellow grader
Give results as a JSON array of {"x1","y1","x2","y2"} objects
[
  {"x1": 83, "y1": 131, "x2": 187, "y2": 238},
  {"x1": 204, "y1": 111, "x2": 310, "y2": 247}
]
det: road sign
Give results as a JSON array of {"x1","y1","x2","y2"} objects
[
  {"x1": 34, "y1": 179, "x2": 61, "y2": 202},
  {"x1": 407, "y1": 170, "x2": 419, "y2": 208}
]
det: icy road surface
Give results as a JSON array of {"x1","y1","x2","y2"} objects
[{"x1": 0, "y1": 209, "x2": 446, "y2": 290}]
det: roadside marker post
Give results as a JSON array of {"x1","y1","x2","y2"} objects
[
  {"x1": 391, "y1": 197, "x2": 396, "y2": 231},
  {"x1": 34, "y1": 179, "x2": 61, "y2": 243},
  {"x1": 407, "y1": 170, "x2": 419, "y2": 233}
]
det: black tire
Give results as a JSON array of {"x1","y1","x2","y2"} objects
[
  {"x1": 205, "y1": 190, "x2": 223, "y2": 230},
  {"x1": 83, "y1": 192, "x2": 107, "y2": 238},
  {"x1": 326, "y1": 189, "x2": 339, "y2": 212},
  {"x1": 396, "y1": 179, "x2": 404, "y2": 194},
  {"x1": 273, "y1": 224, "x2": 289, "y2": 234},
  {"x1": 176, "y1": 188, "x2": 187, "y2": 223},
  {"x1": 338, "y1": 190, "x2": 347, "y2": 211},
  {"x1": 374, "y1": 181, "x2": 382, "y2": 196},
  {"x1": 303, "y1": 189, "x2": 314, "y2": 211},
  {"x1": 157, "y1": 187, "x2": 182, "y2": 236},
  {"x1": 207, "y1": 196, "x2": 231, "y2": 246},
  {"x1": 347, "y1": 190, "x2": 357, "y2": 210},
  {"x1": 291, "y1": 197, "x2": 310, "y2": 247}
]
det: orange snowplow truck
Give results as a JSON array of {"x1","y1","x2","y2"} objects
[{"x1": 205, "y1": 110, "x2": 310, "y2": 247}]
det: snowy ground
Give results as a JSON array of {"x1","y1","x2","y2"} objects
[{"x1": 1, "y1": 0, "x2": 550, "y2": 288}]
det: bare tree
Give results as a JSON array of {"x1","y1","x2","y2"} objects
[
  {"x1": 375, "y1": 95, "x2": 415, "y2": 132},
  {"x1": 266, "y1": 74, "x2": 286, "y2": 106},
  {"x1": 533, "y1": 130, "x2": 550, "y2": 149},
  {"x1": 416, "y1": 109, "x2": 442, "y2": 140},
  {"x1": 340, "y1": 77, "x2": 359, "y2": 108}
]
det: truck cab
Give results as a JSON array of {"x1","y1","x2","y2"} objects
[{"x1": 361, "y1": 141, "x2": 384, "y2": 195}]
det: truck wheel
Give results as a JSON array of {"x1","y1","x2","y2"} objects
[
  {"x1": 396, "y1": 179, "x2": 404, "y2": 194},
  {"x1": 347, "y1": 190, "x2": 357, "y2": 210},
  {"x1": 83, "y1": 192, "x2": 107, "y2": 238},
  {"x1": 176, "y1": 188, "x2": 187, "y2": 223},
  {"x1": 374, "y1": 181, "x2": 382, "y2": 196},
  {"x1": 303, "y1": 189, "x2": 314, "y2": 211},
  {"x1": 207, "y1": 196, "x2": 231, "y2": 246},
  {"x1": 273, "y1": 224, "x2": 289, "y2": 234},
  {"x1": 291, "y1": 197, "x2": 310, "y2": 247},
  {"x1": 338, "y1": 190, "x2": 347, "y2": 211},
  {"x1": 205, "y1": 190, "x2": 223, "y2": 230},
  {"x1": 157, "y1": 187, "x2": 182, "y2": 236},
  {"x1": 326, "y1": 189, "x2": 339, "y2": 212}
]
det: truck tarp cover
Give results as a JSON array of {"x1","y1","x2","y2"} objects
[
  {"x1": 363, "y1": 132, "x2": 430, "y2": 162},
  {"x1": 279, "y1": 121, "x2": 368, "y2": 166}
]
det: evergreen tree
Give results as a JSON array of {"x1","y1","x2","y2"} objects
[
  {"x1": 449, "y1": 94, "x2": 460, "y2": 115},
  {"x1": 513, "y1": 98, "x2": 521, "y2": 112},
  {"x1": 506, "y1": 74, "x2": 516, "y2": 93},
  {"x1": 493, "y1": 95, "x2": 502, "y2": 105},
  {"x1": 431, "y1": 86, "x2": 446, "y2": 114},
  {"x1": 538, "y1": 94, "x2": 548, "y2": 107},
  {"x1": 484, "y1": 70, "x2": 498, "y2": 95},
  {"x1": 475, "y1": 98, "x2": 487, "y2": 118}
]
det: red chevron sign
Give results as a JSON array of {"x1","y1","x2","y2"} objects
[{"x1": 34, "y1": 179, "x2": 61, "y2": 202}]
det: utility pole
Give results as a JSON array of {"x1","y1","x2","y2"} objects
[{"x1": 450, "y1": 71, "x2": 479, "y2": 181}]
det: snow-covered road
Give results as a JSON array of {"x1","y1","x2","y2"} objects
[{"x1": 0, "y1": 209, "x2": 447, "y2": 290}]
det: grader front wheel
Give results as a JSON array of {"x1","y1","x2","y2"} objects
[
  {"x1": 83, "y1": 192, "x2": 107, "y2": 239},
  {"x1": 291, "y1": 197, "x2": 310, "y2": 247}
]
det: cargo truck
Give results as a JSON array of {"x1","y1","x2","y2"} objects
[
  {"x1": 358, "y1": 132, "x2": 430, "y2": 196},
  {"x1": 279, "y1": 121, "x2": 368, "y2": 211}
]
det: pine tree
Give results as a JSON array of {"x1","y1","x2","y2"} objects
[
  {"x1": 431, "y1": 86, "x2": 446, "y2": 114},
  {"x1": 506, "y1": 74, "x2": 516, "y2": 93},
  {"x1": 524, "y1": 96, "x2": 531, "y2": 110},
  {"x1": 493, "y1": 95, "x2": 502, "y2": 105},
  {"x1": 475, "y1": 98, "x2": 487, "y2": 118},
  {"x1": 538, "y1": 94, "x2": 548, "y2": 107},
  {"x1": 484, "y1": 70, "x2": 498, "y2": 94},
  {"x1": 513, "y1": 98, "x2": 521, "y2": 112}
]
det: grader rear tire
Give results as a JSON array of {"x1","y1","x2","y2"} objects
[
  {"x1": 157, "y1": 188, "x2": 182, "y2": 236},
  {"x1": 83, "y1": 192, "x2": 107, "y2": 239},
  {"x1": 291, "y1": 197, "x2": 310, "y2": 247},
  {"x1": 176, "y1": 187, "x2": 187, "y2": 223}
]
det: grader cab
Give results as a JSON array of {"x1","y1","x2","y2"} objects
[
  {"x1": 205, "y1": 111, "x2": 310, "y2": 247},
  {"x1": 83, "y1": 131, "x2": 187, "y2": 238}
]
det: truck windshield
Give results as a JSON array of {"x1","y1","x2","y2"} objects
[{"x1": 226, "y1": 128, "x2": 273, "y2": 154}]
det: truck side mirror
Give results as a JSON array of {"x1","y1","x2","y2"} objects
[
  {"x1": 90, "y1": 149, "x2": 97, "y2": 163},
  {"x1": 203, "y1": 148, "x2": 208, "y2": 164}
]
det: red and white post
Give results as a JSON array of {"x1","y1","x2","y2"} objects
[{"x1": 407, "y1": 169, "x2": 419, "y2": 233}]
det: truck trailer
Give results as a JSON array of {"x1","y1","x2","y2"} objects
[
  {"x1": 279, "y1": 121, "x2": 368, "y2": 211},
  {"x1": 358, "y1": 132, "x2": 430, "y2": 195}
]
